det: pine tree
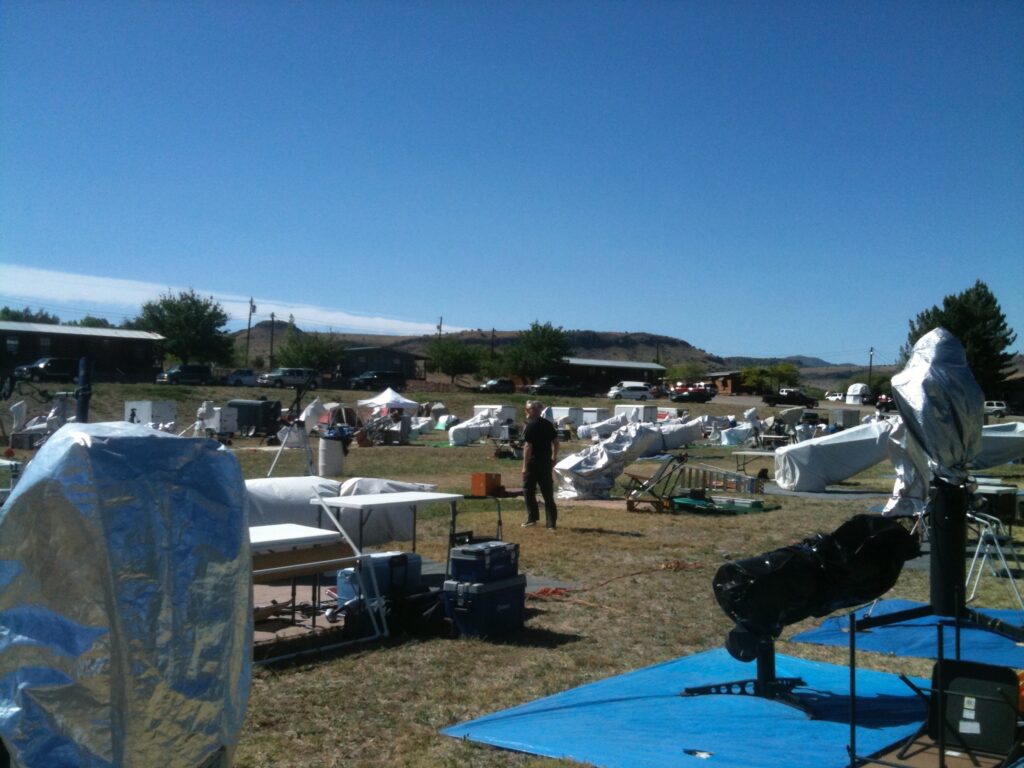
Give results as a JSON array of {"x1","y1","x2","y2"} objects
[{"x1": 901, "y1": 280, "x2": 1016, "y2": 395}]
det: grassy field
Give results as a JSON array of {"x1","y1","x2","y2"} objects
[{"x1": 6, "y1": 382, "x2": 1023, "y2": 768}]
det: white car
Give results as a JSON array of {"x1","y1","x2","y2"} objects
[
  {"x1": 984, "y1": 400, "x2": 1007, "y2": 418},
  {"x1": 607, "y1": 382, "x2": 651, "y2": 400},
  {"x1": 825, "y1": 392, "x2": 844, "y2": 402}
]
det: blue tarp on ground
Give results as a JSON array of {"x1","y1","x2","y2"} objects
[
  {"x1": 791, "y1": 599, "x2": 1024, "y2": 667},
  {"x1": 442, "y1": 648, "x2": 927, "y2": 768}
]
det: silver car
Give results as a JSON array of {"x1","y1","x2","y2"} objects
[{"x1": 257, "y1": 367, "x2": 320, "y2": 389}]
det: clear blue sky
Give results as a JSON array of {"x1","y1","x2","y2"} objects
[{"x1": 2, "y1": 1, "x2": 1021, "y2": 367}]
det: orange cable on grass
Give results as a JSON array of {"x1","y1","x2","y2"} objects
[{"x1": 526, "y1": 559, "x2": 702, "y2": 609}]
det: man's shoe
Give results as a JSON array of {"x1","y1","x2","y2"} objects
[{"x1": 521, "y1": 521, "x2": 537, "y2": 528}]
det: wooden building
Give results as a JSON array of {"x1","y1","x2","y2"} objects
[{"x1": 0, "y1": 321, "x2": 164, "y2": 383}]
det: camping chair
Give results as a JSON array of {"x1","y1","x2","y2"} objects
[
  {"x1": 966, "y1": 511, "x2": 1024, "y2": 611},
  {"x1": 624, "y1": 453, "x2": 689, "y2": 512}
]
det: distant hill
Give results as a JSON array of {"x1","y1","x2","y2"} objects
[
  {"x1": 722, "y1": 355, "x2": 842, "y2": 369},
  {"x1": 233, "y1": 321, "x2": 889, "y2": 390}
]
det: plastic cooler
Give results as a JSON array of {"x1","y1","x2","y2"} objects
[
  {"x1": 442, "y1": 574, "x2": 527, "y2": 637},
  {"x1": 335, "y1": 551, "x2": 422, "y2": 605},
  {"x1": 449, "y1": 541, "x2": 519, "y2": 583}
]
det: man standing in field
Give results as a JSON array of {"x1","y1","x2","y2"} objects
[{"x1": 521, "y1": 400, "x2": 559, "y2": 529}]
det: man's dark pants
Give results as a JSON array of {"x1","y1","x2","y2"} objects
[{"x1": 524, "y1": 463, "x2": 558, "y2": 528}]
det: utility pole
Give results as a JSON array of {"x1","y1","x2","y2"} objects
[
  {"x1": 868, "y1": 346, "x2": 875, "y2": 393},
  {"x1": 436, "y1": 316, "x2": 443, "y2": 337},
  {"x1": 269, "y1": 312, "x2": 276, "y2": 370},
  {"x1": 245, "y1": 298, "x2": 256, "y2": 365}
]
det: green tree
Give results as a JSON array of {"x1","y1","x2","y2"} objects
[
  {"x1": 900, "y1": 280, "x2": 1017, "y2": 394},
  {"x1": 665, "y1": 361, "x2": 707, "y2": 385},
  {"x1": 741, "y1": 365, "x2": 773, "y2": 393},
  {"x1": 275, "y1": 329, "x2": 346, "y2": 372},
  {"x1": 505, "y1": 321, "x2": 573, "y2": 381},
  {"x1": 66, "y1": 315, "x2": 114, "y2": 328},
  {"x1": 0, "y1": 306, "x2": 60, "y2": 324},
  {"x1": 425, "y1": 336, "x2": 484, "y2": 383},
  {"x1": 131, "y1": 289, "x2": 234, "y2": 365},
  {"x1": 771, "y1": 362, "x2": 801, "y2": 389}
]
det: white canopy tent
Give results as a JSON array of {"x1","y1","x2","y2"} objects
[{"x1": 356, "y1": 387, "x2": 421, "y2": 413}]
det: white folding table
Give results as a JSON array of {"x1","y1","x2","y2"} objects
[{"x1": 311, "y1": 491, "x2": 464, "y2": 551}]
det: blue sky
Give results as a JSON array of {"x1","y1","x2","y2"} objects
[{"x1": 1, "y1": 1, "x2": 1021, "y2": 367}]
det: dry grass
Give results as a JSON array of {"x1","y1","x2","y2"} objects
[{"x1": 6, "y1": 383, "x2": 1022, "y2": 768}]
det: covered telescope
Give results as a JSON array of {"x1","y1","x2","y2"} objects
[{"x1": 0, "y1": 422, "x2": 252, "y2": 767}]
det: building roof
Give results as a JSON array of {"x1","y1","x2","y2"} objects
[
  {"x1": 0, "y1": 321, "x2": 164, "y2": 341},
  {"x1": 345, "y1": 346, "x2": 426, "y2": 359},
  {"x1": 564, "y1": 357, "x2": 666, "y2": 372}
]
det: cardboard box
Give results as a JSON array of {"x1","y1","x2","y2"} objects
[{"x1": 471, "y1": 472, "x2": 502, "y2": 497}]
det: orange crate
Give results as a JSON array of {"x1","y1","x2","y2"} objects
[{"x1": 471, "y1": 472, "x2": 502, "y2": 497}]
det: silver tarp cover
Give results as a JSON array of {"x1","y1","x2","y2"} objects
[
  {"x1": 0, "y1": 422, "x2": 251, "y2": 767},
  {"x1": 890, "y1": 327, "x2": 983, "y2": 483}
]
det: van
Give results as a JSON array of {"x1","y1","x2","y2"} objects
[{"x1": 607, "y1": 381, "x2": 651, "y2": 400}]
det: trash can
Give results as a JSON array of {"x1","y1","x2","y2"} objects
[{"x1": 318, "y1": 436, "x2": 344, "y2": 476}]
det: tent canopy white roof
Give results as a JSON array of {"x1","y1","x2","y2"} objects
[{"x1": 356, "y1": 387, "x2": 420, "y2": 411}]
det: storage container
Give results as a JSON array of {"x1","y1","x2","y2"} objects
[
  {"x1": 450, "y1": 541, "x2": 519, "y2": 583},
  {"x1": 470, "y1": 472, "x2": 502, "y2": 497},
  {"x1": 442, "y1": 574, "x2": 527, "y2": 637},
  {"x1": 335, "y1": 551, "x2": 423, "y2": 604}
]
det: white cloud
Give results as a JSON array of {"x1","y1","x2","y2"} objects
[{"x1": 0, "y1": 264, "x2": 460, "y2": 336}]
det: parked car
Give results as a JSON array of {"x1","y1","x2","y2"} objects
[
  {"x1": 525, "y1": 375, "x2": 579, "y2": 396},
  {"x1": 761, "y1": 389, "x2": 819, "y2": 408},
  {"x1": 13, "y1": 356, "x2": 78, "y2": 383},
  {"x1": 222, "y1": 368, "x2": 258, "y2": 387},
  {"x1": 825, "y1": 391, "x2": 845, "y2": 402},
  {"x1": 258, "y1": 367, "x2": 320, "y2": 389},
  {"x1": 670, "y1": 387, "x2": 713, "y2": 404},
  {"x1": 607, "y1": 381, "x2": 651, "y2": 400},
  {"x1": 155, "y1": 364, "x2": 214, "y2": 385},
  {"x1": 479, "y1": 377, "x2": 516, "y2": 394},
  {"x1": 348, "y1": 370, "x2": 406, "y2": 391},
  {"x1": 984, "y1": 400, "x2": 1008, "y2": 418},
  {"x1": 875, "y1": 394, "x2": 897, "y2": 412}
]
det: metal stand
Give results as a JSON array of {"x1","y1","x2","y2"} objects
[
  {"x1": 858, "y1": 480, "x2": 1024, "y2": 646},
  {"x1": 681, "y1": 636, "x2": 810, "y2": 714},
  {"x1": 267, "y1": 377, "x2": 318, "y2": 477},
  {"x1": 267, "y1": 419, "x2": 315, "y2": 477},
  {"x1": 967, "y1": 512, "x2": 1024, "y2": 611}
]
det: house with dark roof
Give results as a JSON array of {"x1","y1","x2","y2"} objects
[{"x1": 0, "y1": 321, "x2": 164, "y2": 383}]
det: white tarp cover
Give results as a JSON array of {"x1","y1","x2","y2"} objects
[
  {"x1": 555, "y1": 418, "x2": 704, "y2": 499},
  {"x1": 891, "y1": 328, "x2": 983, "y2": 484},
  {"x1": 974, "y1": 421, "x2": 1024, "y2": 469},
  {"x1": 774, "y1": 419, "x2": 896, "y2": 492},
  {"x1": 448, "y1": 409, "x2": 503, "y2": 446},
  {"x1": 720, "y1": 422, "x2": 756, "y2": 445},
  {"x1": 356, "y1": 387, "x2": 421, "y2": 413},
  {"x1": 0, "y1": 422, "x2": 251, "y2": 767},
  {"x1": 577, "y1": 413, "x2": 629, "y2": 441},
  {"x1": 245, "y1": 475, "x2": 435, "y2": 543}
]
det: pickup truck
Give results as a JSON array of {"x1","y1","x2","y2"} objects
[
  {"x1": 762, "y1": 389, "x2": 819, "y2": 408},
  {"x1": 525, "y1": 375, "x2": 579, "y2": 396},
  {"x1": 670, "y1": 385, "x2": 714, "y2": 403}
]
